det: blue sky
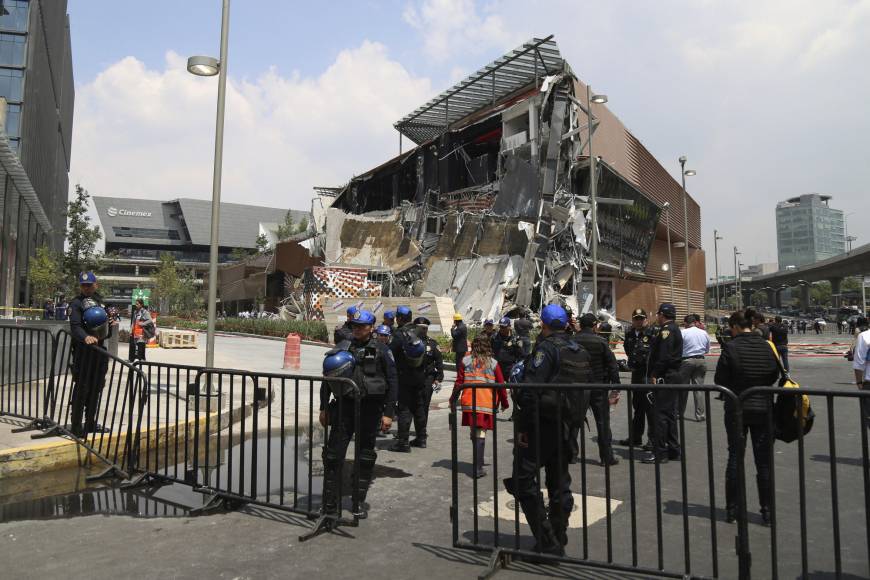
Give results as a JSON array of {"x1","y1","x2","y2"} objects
[{"x1": 67, "y1": 0, "x2": 870, "y2": 274}]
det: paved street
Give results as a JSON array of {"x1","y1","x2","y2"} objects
[{"x1": 0, "y1": 336, "x2": 866, "y2": 579}]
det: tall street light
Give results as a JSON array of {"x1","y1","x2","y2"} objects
[
  {"x1": 663, "y1": 202, "x2": 674, "y2": 301},
  {"x1": 679, "y1": 156, "x2": 696, "y2": 316},
  {"x1": 713, "y1": 230, "x2": 723, "y2": 311},
  {"x1": 733, "y1": 247, "x2": 742, "y2": 310},
  {"x1": 187, "y1": 0, "x2": 231, "y2": 368},
  {"x1": 587, "y1": 86, "x2": 608, "y2": 312}
]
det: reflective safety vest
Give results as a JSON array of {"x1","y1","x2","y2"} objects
[{"x1": 459, "y1": 356, "x2": 499, "y2": 415}]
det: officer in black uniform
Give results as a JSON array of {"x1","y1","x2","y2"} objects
[
  {"x1": 409, "y1": 316, "x2": 443, "y2": 448},
  {"x1": 642, "y1": 303, "x2": 684, "y2": 464},
  {"x1": 389, "y1": 306, "x2": 425, "y2": 452},
  {"x1": 619, "y1": 308, "x2": 655, "y2": 448},
  {"x1": 572, "y1": 313, "x2": 620, "y2": 465},
  {"x1": 514, "y1": 310, "x2": 534, "y2": 357},
  {"x1": 320, "y1": 309, "x2": 398, "y2": 518},
  {"x1": 333, "y1": 306, "x2": 357, "y2": 344},
  {"x1": 68, "y1": 272, "x2": 115, "y2": 437},
  {"x1": 491, "y1": 317, "x2": 524, "y2": 378},
  {"x1": 506, "y1": 304, "x2": 592, "y2": 559}
]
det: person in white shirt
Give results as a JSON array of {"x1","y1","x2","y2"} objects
[
  {"x1": 680, "y1": 314, "x2": 711, "y2": 421},
  {"x1": 853, "y1": 319, "x2": 870, "y2": 425}
]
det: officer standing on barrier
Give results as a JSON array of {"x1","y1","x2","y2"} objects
[
  {"x1": 334, "y1": 306, "x2": 357, "y2": 344},
  {"x1": 68, "y1": 272, "x2": 116, "y2": 438},
  {"x1": 410, "y1": 316, "x2": 444, "y2": 448},
  {"x1": 320, "y1": 309, "x2": 397, "y2": 519},
  {"x1": 619, "y1": 308, "x2": 655, "y2": 449},
  {"x1": 506, "y1": 304, "x2": 592, "y2": 560},
  {"x1": 389, "y1": 306, "x2": 427, "y2": 452},
  {"x1": 572, "y1": 313, "x2": 620, "y2": 466},
  {"x1": 492, "y1": 317, "x2": 524, "y2": 378},
  {"x1": 642, "y1": 303, "x2": 684, "y2": 464}
]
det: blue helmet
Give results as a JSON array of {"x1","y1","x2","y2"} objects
[
  {"x1": 541, "y1": 304, "x2": 568, "y2": 329},
  {"x1": 323, "y1": 351, "x2": 355, "y2": 378},
  {"x1": 375, "y1": 324, "x2": 392, "y2": 336},
  {"x1": 82, "y1": 306, "x2": 109, "y2": 340},
  {"x1": 396, "y1": 306, "x2": 412, "y2": 318},
  {"x1": 349, "y1": 309, "x2": 376, "y2": 325},
  {"x1": 498, "y1": 316, "x2": 512, "y2": 327},
  {"x1": 403, "y1": 335, "x2": 426, "y2": 367},
  {"x1": 346, "y1": 306, "x2": 359, "y2": 317},
  {"x1": 484, "y1": 319, "x2": 494, "y2": 326},
  {"x1": 383, "y1": 310, "x2": 395, "y2": 321},
  {"x1": 509, "y1": 360, "x2": 525, "y2": 384}
]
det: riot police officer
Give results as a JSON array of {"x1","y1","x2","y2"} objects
[
  {"x1": 572, "y1": 313, "x2": 620, "y2": 466},
  {"x1": 320, "y1": 309, "x2": 397, "y2": 518},
  {"x1": 375, "y1": 324, "x2": 392, "y2": 346},
  {"x1": 514, "y1": 310, "x2": 534, "y2": 357},
  {"x1": 506, "y1": 304, "x2": 592, "y2": 559},
  {"x1": 491, "y1": 317, "x2": 524, "y2": 378},
  {"x1": 389, "y1": 306, "x2": 426, "y2": 452},
  {"x1": 642, "y1": 303, "x2": 684, "y2": 464},
  {"x1": 409, "y1": 316, "x2": 444, "y2": 448},
  {"x1": 482, "y1": 319, "x2": 496, "y2": 339},
  {"x1": 382, "y1": 310, "x2": 396, "y2": 330},
  {"x1": 68, "y1": 272, "x2": 115, "y2": 437},
  {"x1": 619, "y1": 308, "x2": 655, "y2": 449},
  {"x1": 334, "y1": 306, "x2": 357, "y2": 344}
]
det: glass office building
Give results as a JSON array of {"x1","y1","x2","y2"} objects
[{"x1": 776, "y1": 193, "x2": 845, "y2": 269}]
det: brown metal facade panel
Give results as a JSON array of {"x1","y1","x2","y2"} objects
[{"x1": 274, "y1": 240, "x2": 322, "y2": 277}]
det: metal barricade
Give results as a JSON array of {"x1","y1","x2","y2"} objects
[
  {"x1": 450, "y1": 382, "x2": 743, "y2": 579},
  {"x1": 0, "y1": 325, "x2": 55, "y2": 425}
]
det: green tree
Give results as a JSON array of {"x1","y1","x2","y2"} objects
[
  {"x1": 230, "y1": 247, "x2": 254, "y2": 261},
  {"x1": 274, "y1": 210, "x2": 296, "y2": 240},
  {"x1": 255, "y1": 233, "x2": 270, "y2": 253},
  {"x1": 63, "y1": 184, "x2": 103, "y2": 292},
  {"x1": 811, "y1": 281, "x2": 832, "y2": 306},
  {"x1": 173, "y1": 269, "x2": 203, "y2": 315},
  {"x1": 294, "y1": 217, "x2": 309, "y2": 234},
  {"x1": 28, "y1": 245, "x2": 62, "y2": 305},
  {"x1": 152, "y1": 253, "x2": 179, "y2": 313}
]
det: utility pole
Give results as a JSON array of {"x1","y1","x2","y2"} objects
[
  {"x1": 733, "y1": 246, "x2": 742, "y2": 310},
  {"x1": 714, "y1": 230, "x2": 722, "y2": 310}
]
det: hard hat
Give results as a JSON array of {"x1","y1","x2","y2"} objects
[
  {"x1": 498, "y1": 317, "x2": 512, "y2": 327},
  {"x1": 375, "y1": 324, "x2": 392, "y2": 336},
  {"x1": 349, "y1": 310, "x2": 376, "y2": 326},
  {"x1": 540, "y1": 304, "x2": 568, "y2": 329},
  {"x1": 453, "y1": 313, "x2": 463, "y2": 321},
  {"x1": 323, "y1": 351, "x2": 355, "y2": 378}
]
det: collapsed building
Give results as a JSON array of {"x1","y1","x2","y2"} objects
[
  {"x1": 228, "y1": 36, "x2": 705, "y2": 331},
  {"x1": 308, "y1": 36, "x2": 705, "y2": 325}
]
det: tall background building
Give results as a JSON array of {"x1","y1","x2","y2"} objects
[
  {"x1": 0, "y1": 0, "x2": 74, "y2": 309},
  {"x1": 776, "y1": 193, "x2": 845, "y2": 269}
]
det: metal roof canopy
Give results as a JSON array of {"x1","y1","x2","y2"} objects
[
  {"x1": 394, "y1": 36, "x2": 564, "y2": 145},
  {"x1": 0, "y1": 132, "x2": 52, "y2": 233}
]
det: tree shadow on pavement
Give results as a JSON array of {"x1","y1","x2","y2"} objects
[{"x1": 431, "y1": 458, "x2": 476, "y2": 478}]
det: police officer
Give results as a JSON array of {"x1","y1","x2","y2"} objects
[
  {"x1": 450, "y1": 313, "x2": 468, "y2": 360},
  {"x1": 320, "y1": 309, "x2": 397, "y2": 518},
  {"x1": 375, "y1": 324, "x2": 392, "y2": 346},
  {"x1": 389, "y1": 306, "x2": 426, "y2": 452},
  {"x1": 68, "y1": 272, "x2": 116, "y2": 437},
  {"x1": 482, "y1": 319, "x2": 496, "y2": 339},
  {"x1": 506, "y1": 304, "x2": 592, "y2": 559},
  {"x1": 619, "y1": 308, "x2": 655, "y2": 449},
  {"x1": 572, "y1": 313, "x2": 620, "y2": 466},
  {"x1": 334, "y1": 306, "x2": 357, "y2": 344},
  {"x1": 409, "y1": 316, "x2": 444, "y2": 448},
  {"x1": 383, "y1": 310, "x2": 396, "y2": 330},
  {"x1": 642, "y1": 303, "x2": 684, "y2": 464},
  {"x1": 491, "y1": 317, "x2": 524, "y2": 378},
  {"x1": 514, "y1": 310, "x2": 534, "y2": 357}
]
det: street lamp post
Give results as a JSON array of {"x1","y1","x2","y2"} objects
[
  {"x1": 187, "y1": 0, "x2": 231, "y2": 368},
  {"x1": 679, "y1": 156, "x2": 696, "y2": 316},
  {"x1": 587, "y1": 85, "x2": 608, "y2": 312},
  {"x1": 663, "y1": 202, "x2": 674, "y2": 301},
  {"x1": 713, "y1": 230, "x2": 723, "y2": 310},
  {"x1": 733, "y1": 246, "x2": 742, "y2": 310}
]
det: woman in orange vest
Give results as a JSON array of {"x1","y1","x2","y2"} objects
[{"x1": 454, "y1": 334, "x2": 509, "y2": 478}]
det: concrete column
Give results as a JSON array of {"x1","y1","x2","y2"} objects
[
  {"x1": 800, "y1": 284, "x2": 811, "y2": 311},
  {"x1": 830, "y1": 277, "x2": 842, "y2": 308},
  {"x1": 774, "y1": 288, "x2": 783, "y2": 309},
  {"x1": 766, "y1": 288, "x2": 776, "y2": 307},
  {"x1": 742, "y1": 290, "x2": 753, "y2": 309}
]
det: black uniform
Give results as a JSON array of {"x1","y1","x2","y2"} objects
[
  {"x1": 769, "y1": 322, "x2": 789, "y2": 371},
  {"x1": 514, "y1": 317, "x2": 534, "y2": 357},
  {"x1": 647, "y1": 319, "x2": 684, "y2": 460},
  {"x1": 572, "y1": 328, "x2": 620, "y2": 464},
  {"x1": 411, "y1": 336, "x2": 444, "y2": 445},
  {"x1": 507, "y1": 331, "x2": 592, "y2": 556},
  {"x1": 390, "y1": 323, "x2": 427, "y2": 448},
  {"x1": 333, "y1": 321, "x2": 353, "y2": 345},
  {"x1": 491, "y1": 331, "x2": 524, "y2": 378},
  {"x1": 68, "y1": 293, "x2": 113, "y2": 437},
  {"x1": 622, "y1": 324, "x2": 656, "y2": 445},
  {"x1": 320, "y1": 336, "x2": 398, "y2": 515},
  {"x1": 451, "y1": 321, "x2": 468, "y2": 359}
]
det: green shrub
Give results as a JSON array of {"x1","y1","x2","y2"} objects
[{"x1": 157, "y1": 316, "x2": 328, "y2": 342}]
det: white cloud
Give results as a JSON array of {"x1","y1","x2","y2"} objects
[
  {"x1": 71, "y1": 41, "x2": 433, "y2": 214},
  {"x1": 403, "y1": 0, "x2": 518, "y2": 62}
]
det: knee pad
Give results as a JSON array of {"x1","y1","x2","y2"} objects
[{"x1": 360, "y1": 449, "x2": 377, "y2": 466}]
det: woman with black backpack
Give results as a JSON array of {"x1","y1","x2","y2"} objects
[{"x1": 714, "y1": 310, "x2": 781, "y2": 524}]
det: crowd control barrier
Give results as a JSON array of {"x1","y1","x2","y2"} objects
[{"x1": 450, "y1": 382, "x2": 870, "y2": 580}]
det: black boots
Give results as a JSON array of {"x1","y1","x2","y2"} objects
[
  {"x1": 352, "y1": 449, "x2": 377, "y2": 519},
  {"x1": 321, "y1": 448, "x2": 341, "y2": 516},
  {"x1": 472, "y1": 437, "x2": 487, "y2": 479},
  {"x1": 521, "y1": 495, "x2": 564, "y2": 562}
]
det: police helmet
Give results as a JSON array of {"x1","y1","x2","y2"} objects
[
  {"x1": 540, "y1": 304, "x2": 568, "y2": 329},
  {"x1": 323, "y1": 351, "x2": 355, "y2": 378},
  {"x1": 349, "y1": 310, "x2": 376, "y2": 326},
  {"x1": 82, "y1": 306, "x2": 109, "y2": 340},
  {"x1": 375, "y1": 324, "x2": 392, "y2": 336},
  {"x1": 403, "y1": 335, "x2": 426, "y2": 367},
  {"x1": 396, "y1": 306, "x2": 412, "y2": 318},
  {"x1": 383, "y1": 310, "x2": 395, "y2": 321},
  {"x1": 483, "y1": 319, "x2": 494, "y2": 327},
  {"x1": 346, "y1": 305, "x2": 359, "y2": 317},
  {"x1": 498, "y1": 316, "x2": 512, "y2": 328}
]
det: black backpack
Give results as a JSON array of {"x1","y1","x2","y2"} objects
[{"x1": 542, "y1": 336, "x2": 592, "y2": 428}]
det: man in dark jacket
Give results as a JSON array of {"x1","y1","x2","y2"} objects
[
  {"x1": 492, "y1": 317, "x2": 524, "y2": 379},
  {"x1": 769, "y1": 316, "x2": 790, "y2": 371},
  {"x1": 642, "y1": 303, "x2": 684, "y2": 464},
  {"x1": 572, "y1": 313, "x2": 620, "y2": 465},
  {"x1": 450, "y1": 313, "x2": 468, "y2": 360},
  {"x1": 409, "y1": 317, "x2": 443, "y2": 448},
  {"x1": 333, "y1": 306, "x2": 357, "y2": 344},
  {"x1": 619, "y1": 308, "x2": 655, "y2": 449},
  {"x1": 514, "y1": 310, "x2": 534, "y2": 356},
  {"x1": 389, "y1": 306, "x2": 425, "y2": 452},
  {"x1": 714, "y1": 310, "x2": 780, "y2": 524}
]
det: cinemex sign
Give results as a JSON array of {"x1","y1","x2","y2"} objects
[{"x1": 106, "y1": 207, "x2": 152, "y2": 218}]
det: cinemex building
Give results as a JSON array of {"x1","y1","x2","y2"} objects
[{"x1": 93, "y1": 196, "x2": 306, "y2": 305}]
